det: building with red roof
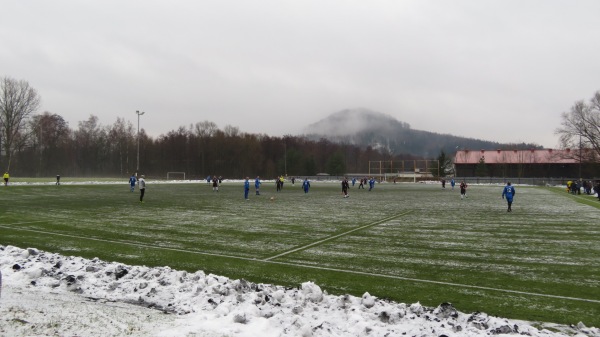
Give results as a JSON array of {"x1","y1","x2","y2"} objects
[{"x1": 454, "y1": 149, "x2": 598, "y2": 178}]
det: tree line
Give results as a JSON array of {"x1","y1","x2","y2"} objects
[
  {"x1": 9, "y1": 113, "x2": 428, "y2": 179},
  {"x1": 1, "y1": 77, "x2": 424, "y2": 179}
]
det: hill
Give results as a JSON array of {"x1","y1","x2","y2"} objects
[{"x1": 302, "y1": 108, "x2": 540, "y2": 158}]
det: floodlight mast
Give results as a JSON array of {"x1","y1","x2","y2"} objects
[{"x1": 136, "y1": 110, "x2": 145, "y2": 173}]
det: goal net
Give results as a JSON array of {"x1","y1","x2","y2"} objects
[
  {"x1": 166, "y1": 172, "x2": 186, "y2": 180},
  {"x1": 368, "y1": 160, "x2": 440, "y2": 181}
]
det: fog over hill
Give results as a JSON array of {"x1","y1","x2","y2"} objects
[
  {"x1": 302, "y1": 108, "x2": 540, "y2": 158},
  {"x1": 304, "y1": 108, "x2": 411, "y2": 137}
]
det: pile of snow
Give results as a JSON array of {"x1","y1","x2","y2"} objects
[{"x1": 1, "y1": 245, "x2": 598, "y2": 337}]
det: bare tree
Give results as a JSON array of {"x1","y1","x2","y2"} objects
[
  {"x1": 194, "y1": 120, "x2": 218, "y2": 139},
  {"x1": 589, "y1": 92, "x2": 600, "y2": 158},
  {"x1": 74, "y1": 115, "x2": 109, "y2": 175},
  {"x1": 223, "y1": 124, "x2": 240, "y2": 137},
  {"x1": 29, "y1": 112, "x2": 71, "y2": 176},
  {"x1": 108, "y1": 117, "x2": 135, "y2": 176},
  {"x1": 555, "y1": 91, "x2": 600, "y2": 162},
  {"x1": 0, "y1": 77, "x2": 41, "y2": 170}
]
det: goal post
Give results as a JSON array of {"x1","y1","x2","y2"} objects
[
  {"x1": 166, "y1": 172, "x2": 186, "y2": 180},
  {"x1": 368, "y1": 160, "x2": 440, "y2": 181}
]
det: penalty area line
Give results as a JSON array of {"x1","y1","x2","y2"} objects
[{"x1": 263, "y1": 211, "x2": 412, "y2": 261}]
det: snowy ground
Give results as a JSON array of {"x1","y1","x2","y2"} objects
[{"x1": 1, "y1": 245, "x2": 598, "y2": 337}]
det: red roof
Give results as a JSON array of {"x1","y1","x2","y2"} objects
[{"x1": 454, "y1": 149, "x2": 578, "y2": 164}]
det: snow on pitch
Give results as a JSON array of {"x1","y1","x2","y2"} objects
[{"x1": 1, "y1": 246, "x2": 598, "y2": 337}]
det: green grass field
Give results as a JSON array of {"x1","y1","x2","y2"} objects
[{"x1": 1, "y1": 180, "x2": 599, "y2": 327}]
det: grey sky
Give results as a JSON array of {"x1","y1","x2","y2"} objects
[{"x1": 2, "y1": 1, "x2": 599, "y2": 148}]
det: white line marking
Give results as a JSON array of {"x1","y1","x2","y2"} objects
[
  {"x1": 264, "y1": 211, "x2": 412, "y2": 261},
  {"x1": 0, "y1": 221, "x2": 47, "y2": 226},
  {"x1": 1, "y1": 223, "x2": 598, "y2": 304},
  {"x1": 267, "y1": 260, "x2": 600, "y2": 304},
  {"x1": 0, "y1": 224, "x2": 246, "y2": 261}
]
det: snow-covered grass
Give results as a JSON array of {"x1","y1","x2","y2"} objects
[
  {"x1": 2, "y1": 245, "x2": 598, "y2": 337},
  {"x1": 1, "y1": 180, "x2": 600, "y2": 333}
]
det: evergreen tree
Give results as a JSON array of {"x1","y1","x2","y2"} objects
[
  {"x1": 475, "y1": 156, "x2": 488, "y2": 177},
  {"x1": 325, "y1": 151, "x2": 346, "y2": 175},
  {"x1": 304, "y1": 156, "x2": 317, "y2": 176},
  {"x1": 436, "y1": 150, "x2": 454, "y2": 177}
]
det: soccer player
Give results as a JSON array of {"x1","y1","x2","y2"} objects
[
  {"x1": 502, "y1": 182, "x2": 516, "y2": 212},
  {"x1": 212, "y1": 176, "x2": 219, "y2": 192},
  {"x1": 3, "y1": 172, "x2": 9, "y2": 186},
  {"x1": 255, "y1": 176, "x2": 261, "y2": 195},
  {"x1": 244, "y1": 177, "x2": 250, "y2": 200},
  {"x1": 342, "y1": 177, "x2": 350, "y2": 198},
  {"x1": 138, "y1": 175, "x2": 146, "y2": 203},
  {"x1": 302, "y1": 178, "x2": 311, "y2": 193},
  {"x1": 129, "y1": 174, "x2": 137, "y2": 192},
  {"x1": 460, "y1": 181, "x2": 468, "y2": 199}
]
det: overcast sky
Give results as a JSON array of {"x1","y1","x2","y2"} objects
[{"x1": 2, "y1": 1, "x2": 599, "y2": 148}]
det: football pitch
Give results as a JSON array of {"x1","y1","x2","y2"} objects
[{"x1": 1, "y1": 180, "x2": 599, "y2": 327}]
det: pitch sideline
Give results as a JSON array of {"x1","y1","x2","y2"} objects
[{"x1": 1, "y1": 222, "x2": 599, "y2": 305}]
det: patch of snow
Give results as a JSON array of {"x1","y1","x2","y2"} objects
[{"x1": 1, "y1": 246, "x2": 597, "y2": 336}]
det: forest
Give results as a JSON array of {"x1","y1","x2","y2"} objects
[{"x1": 7, "y1": 112, "x2": 425, "y2": 179}]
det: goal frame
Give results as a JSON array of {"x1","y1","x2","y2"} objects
[
  {"x1": 368, "y1": 160, "x2": 440, "y2": 181},
  {"x1": 166, "y1": 172, "x2": 186, "y2": 180}
]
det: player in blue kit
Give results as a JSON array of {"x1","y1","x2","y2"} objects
[{"x1": 502, "y1": 182, "x2": 516, "y2": 212}]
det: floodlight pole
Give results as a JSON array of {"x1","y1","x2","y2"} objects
[
  {"x1": 579, "y1": 132, "x2": 582, "y2": 181},
  {"x1": 284, "y1": 140, "x2": 287, "y2": 176},
  {"x1": 136, "y1": 110, "x2": 145, "y2": 173}
]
